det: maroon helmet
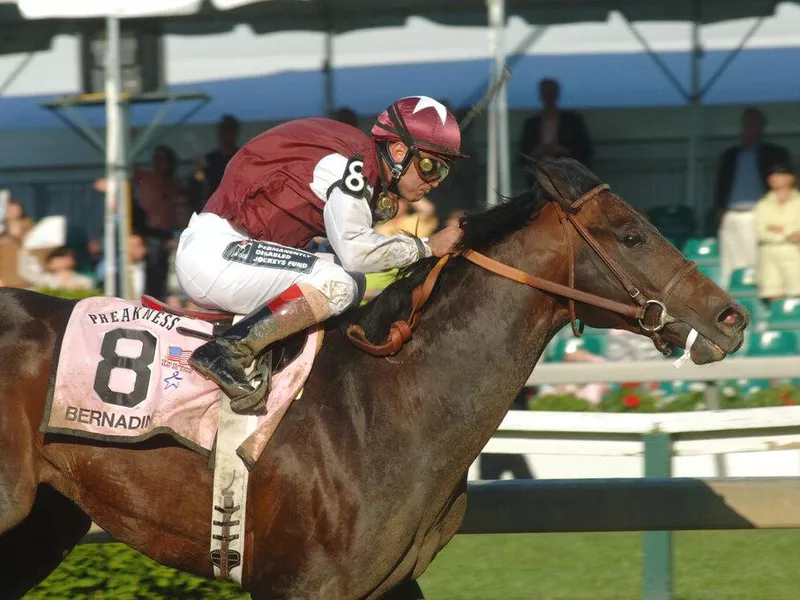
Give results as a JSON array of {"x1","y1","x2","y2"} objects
[{"x1": 371, "y1": 96, "x2": 467, "y2": 160}]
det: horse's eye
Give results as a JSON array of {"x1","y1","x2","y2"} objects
[{"x1": 623, "y1": 234, "x2": 643, "y2": 248}]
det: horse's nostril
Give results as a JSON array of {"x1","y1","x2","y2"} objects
[
  {"x1": 722, "y1": 310, "x2": 738, "y2": 326},
  {"x1": 718, "y1": 307, "x2": 747, "y2": 330}
]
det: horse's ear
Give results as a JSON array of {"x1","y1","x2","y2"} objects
[{"x1": 527, "y1": 158, "x2": 573, "y2": 209}]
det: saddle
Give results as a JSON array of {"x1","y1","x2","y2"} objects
[{"x1": 141, "y1": 296, "x2": 308, "y2": 414}]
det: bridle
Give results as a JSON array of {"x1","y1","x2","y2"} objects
[{"x1": 346, "y1": 183, "x2": 697, "y2": 357}]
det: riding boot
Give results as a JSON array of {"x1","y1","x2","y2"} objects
[{"x1": 190, "y1": 285, "x2": 325, "y2": 400}]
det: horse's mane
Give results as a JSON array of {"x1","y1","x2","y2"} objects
[{"x1": 338, "y1": 158, "x2": 602, "y2": 343}]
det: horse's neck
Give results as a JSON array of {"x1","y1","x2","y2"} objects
[{"x1": 409, "y1": 228, "x2": 569, "y2": 469}]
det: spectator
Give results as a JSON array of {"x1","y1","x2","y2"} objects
[
  {"x1": 0, "y1": 193, "x2": 34, "y2": 288},
  {"x1": 128, "y1": 232, "x2": 149, "y2": 300},
  {"x1": 332, "y1": 107, "x2": 359, "y2": 128},
  {"x1": 1, "y1": 195, "x2": 34, "y2": 242},
  {"x1": 754, "y1": 164, "x2": 800, "y2": 303},
  {"x1": 714, "y1": 107, "x2": 791, "y2": 286},
  {"x1": 134, "y1": 145, "x2": 185, "y2": 300},
  {"x1": 374, "y1": 197, "x2": 439, "y2": 238},
  {"x1": 189, "y1": 114, "x2": 241, "y2": 208},
  {"x1": 95, "y1": 231, "x2": 148, "y2": 299},
  {"x1": 519, "y1": 78, "x2": 593, "y2": 180},
  {"x1": 18, "y1": 246, "x2": 94, "y2": 291},
  {"x1": 428, "y1": 102, "x2": 481, "y2": 216}
]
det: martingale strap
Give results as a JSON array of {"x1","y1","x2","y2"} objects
[{"x1": 346, "y1": 255, "x2": 451, "y2": 356}]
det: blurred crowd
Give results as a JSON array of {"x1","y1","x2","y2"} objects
[{"x1": 1, "y1": 78, "x2": 798, "y2": 324}]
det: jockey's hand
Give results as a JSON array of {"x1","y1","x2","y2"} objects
[{"x1": 427, "y1": 224, "x2": 463, "y2": 257}]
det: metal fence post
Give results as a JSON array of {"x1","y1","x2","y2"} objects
[{"x1": 643, "y1": 434, "x2": 673, "y2": 600}]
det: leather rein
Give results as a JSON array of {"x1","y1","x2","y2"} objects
[{"x1": 346, "y1": 183, "x2": 696, "y2": 357}]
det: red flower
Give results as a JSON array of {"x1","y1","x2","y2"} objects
[
  {"x1": 784, "y1": 399, "x2": 797, "y2": 406},
  {"x1": 622, "y1": 394, "x2": 640, "y2": 408},
  {"x1": 780, "y1": 392, "x2": 791, "y2": 401}
]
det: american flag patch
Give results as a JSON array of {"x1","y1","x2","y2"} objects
[{"x1": 167, "y1": 346, "x2": 193, "y2": 366}]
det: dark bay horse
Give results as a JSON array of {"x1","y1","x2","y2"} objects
[{"x1": 0, "y1": 159, "x2": 747, "y2": 599}]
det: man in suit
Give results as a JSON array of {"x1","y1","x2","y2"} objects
[
  {"x1": 715, "y1": 107, "x2": 791, "y2": 286},
  {"x1": 519, "y1": 78, "x2": 593, "y2": 183},
  {"x1": 187, "y1": 114, "x2": 241, "y2": 215}
]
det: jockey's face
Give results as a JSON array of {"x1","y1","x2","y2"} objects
[{"x1": 387, "y1": 142, "x2": 444, "y2": 203}]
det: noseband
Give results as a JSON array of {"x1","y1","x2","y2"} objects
[{"x1": 346, "y1": 183, "x2": 696, "y2": 357}]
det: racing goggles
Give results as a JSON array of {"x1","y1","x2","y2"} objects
[{"x1": 414, "y1": 153, "x2": 451, "y2": 183}]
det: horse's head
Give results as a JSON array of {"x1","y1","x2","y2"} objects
[{"x1": 526, "y1": 158, "x2": 747, "y2": 364}]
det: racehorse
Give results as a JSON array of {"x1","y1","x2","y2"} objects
[{"x1": 0, "y1": 158, "x2": 747, "y2": 599}]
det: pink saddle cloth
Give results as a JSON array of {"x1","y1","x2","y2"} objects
[{"x1": 42, "y1": 296, "x2": 321, "y2": 466}]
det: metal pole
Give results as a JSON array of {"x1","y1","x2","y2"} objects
[
  {"x1": 704, "y1": 383, "x2": 728, "y2": 477},
  {"x1": 686, "y1": 2, "x2": 702, "y2": 223},
  {"x1": 0, "y1": 51, "x2": 36, "y2": 97},
  {"x1": 119, "y1": 98, "x2": 132, "y2": 300},
  {"x1": 323, "y1": 30, "x2": 334, "y2": 117},
  {"x1": 642, "y1": 434, "x2": 673, "y2": 600},
  {"x1": 490, "y1": 0, "x2": 510, "y2": 198},
  {"x1": 485, "y1": 0, "x2": 499, "y2": 206},
  {"x1": 103, "y1": 17, "x2": 121, "y2": 297}
]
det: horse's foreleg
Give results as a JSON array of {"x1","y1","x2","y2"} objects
[
  {"x1": 377, "y1": 580, "x2": 426, "y2": 600},
  {"x1": 0, "y1": 484, "x2": 91, "y2": 599}
]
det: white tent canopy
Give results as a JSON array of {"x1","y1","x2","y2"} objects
[{"x1": 3, "y1": 0, "x2": 792, "y2": 299}]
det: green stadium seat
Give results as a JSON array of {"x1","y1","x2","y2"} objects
[
  {"x1": 546, "y1": 333, "x2": 608, "y2": 362},
  {"x1": 697, "y1": 263, "x2": 723, "y2": 286},
  {"x1": 746, "y1": 330, "x2": 800, "y2": 356},
  {"x1": 728, "y1": 267, "x2": 758, "y2": 297},
  {"x1": 649, "y1": 205, "x2": 695, "y2": 249},
  {"x1": 734, "y1": 297, "x2": 769, "y2": 328},
  {"x1": 767, "y1": 297, "x2": 800, "y2": 330},
  {"x1": 682, "y1": 237, "x2": 719, "y2": 264}
]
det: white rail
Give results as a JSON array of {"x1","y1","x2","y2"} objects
[
  {"x1": 526, "y1": 356, "x2": 800, "y2": 386},
  {"x1": 487, "y1": 407, "x2": 800, "y2": 457}
]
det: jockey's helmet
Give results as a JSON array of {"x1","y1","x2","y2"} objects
[{"x1": 371, "y1": 96, "x2": 468, "y2": 161}]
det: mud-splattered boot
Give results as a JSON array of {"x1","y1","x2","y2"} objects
[{"x1": 190, "y1": 285, "x2": 325, "y2": 402}]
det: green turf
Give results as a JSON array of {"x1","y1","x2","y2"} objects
[
  {"x1": 24, "y1": 531, "x2": 800, "y2": 599},
  {"x1": 419, "y1": 531, "x2": 800, "y2": 600}
]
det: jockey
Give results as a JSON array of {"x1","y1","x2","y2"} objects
[{"x1": 175, "y1": 96, "x2": 467, "y2": 400}]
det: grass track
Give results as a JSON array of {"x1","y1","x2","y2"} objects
[
  {"x1": 420, "y1": 531, "x2": 800, "y2": 600},
  {"x1": 25, "y1": 530, "x2": 800, "y2": 599}
]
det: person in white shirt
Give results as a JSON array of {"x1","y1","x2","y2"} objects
[{"x1": 754, "y1": 164, "x2": 800, "y2": 302}]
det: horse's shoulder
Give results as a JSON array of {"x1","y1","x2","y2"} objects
[{"x1": 0, "y1": 288, "x2": 75, "y2": 331}]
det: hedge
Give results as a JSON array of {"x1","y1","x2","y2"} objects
[
  {"x1": 529, "y1": 383, "x2": 800, "y2": 413},
  {"x1": 26, "y1": 544, "x2": 246, "y2": 599}
]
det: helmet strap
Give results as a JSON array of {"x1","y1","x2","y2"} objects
[
  {"x1": 377, "y1": 141, "x2": 411, "y2": 181},
  {"x1": 372, "y1": 141, "x2": 402, "y2": 223}
]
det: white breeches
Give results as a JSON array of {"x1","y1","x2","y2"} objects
[
  {"x1": 719, "y1": 210, "x2": 757, "y2": 288},
  {"x1": 757, "y1": 243, "x2": 800, "y2": 298},
  {"x1": 175, "y1": 213, "x2": 360, "y2": 315}
]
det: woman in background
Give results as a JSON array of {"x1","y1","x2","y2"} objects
[{"x1": 754, "y1": 164, "x2": 800, "y2": 303}]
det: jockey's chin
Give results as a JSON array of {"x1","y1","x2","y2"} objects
[{"x1": 401, "y1": 185, "x2": 432, "y2": 203}]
